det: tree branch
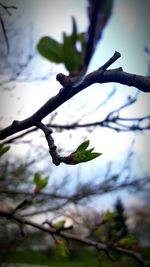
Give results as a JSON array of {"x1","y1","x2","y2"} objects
[
  {"x1": 0, "y1": 52, "x2": 150, "y2": 141},
  {"x1": 0, "y1": 209, "x2": 149, "y2": 267},
  {"x1": 36, "y1": 122, "x2": 62, "y2": 166},
  {"x1": 0, "y1": 3, "x2": 17, "y2": 14},
  {"x1": 1, "y1": 175, "x2": 149, "y2": 214},
  {"x1": 1, "y1": 114, "x2": 150, "y2": 146}
]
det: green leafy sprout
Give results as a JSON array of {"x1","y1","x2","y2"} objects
[
  {"x1": 65, "y1": 140, "x2": 102, "y2": 165},
  {"x1": 34, "y1": 172, "x2": 49, "y2": 193},
  {"x1": 37, "y1": 17, "x2": 86, "y2": 75},
  {"x1": 53, "y1": 219, "x2": 66, "y2": 231},
  {"x1": 56, "y1": 239, "x2": 69, "y2": 258}
]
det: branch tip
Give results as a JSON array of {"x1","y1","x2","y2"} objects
[
  {"x1": 114, "y1": 51, "x2": 121, "y2": 58},
  {"x1": 99, "y1": 51, "x2": 121, "y2": 71},
  {"x1": 56, "y1": 73, "x2": 70, "y2": 87}
]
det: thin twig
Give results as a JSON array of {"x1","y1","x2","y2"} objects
[
  {"x1": 98, "y1": 51, "x2": 121, "y2": 71},
  {"x1": 0, "y1": 3, "x2": 17, "y2": 15},
  {"x1": 0, "y1": 14, "x2": 9, "y2": 54},
  {"x1": 0, "y1": 3, "x2": 17, "y2": 54}
]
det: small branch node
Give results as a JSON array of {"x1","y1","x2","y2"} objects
[
  {"x1": 56, "y1": 72, "x2": 85, "y2": 88},
  {"x1": 12, "y1": 120, "x2": 19, "y2": 127},
  {"x1": 36, "y1": 122, "x2": 61, "y2": 166},
  {"x1": 99, "y1": 51, "x2": 121, "y2": 71},
  {"x1": 56, "y1": 73, "x2": 72, "y2": 87}
]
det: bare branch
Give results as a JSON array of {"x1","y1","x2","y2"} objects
[
  {"x1": 0, "y1": 13, "x2": 9, "y2": 54},
  {"x1": 0, "y1": 2, "x2": 17, "y2": 54},
  {"x1": 1, "y1": 175, "x2": 149, "y2": 205},
  {"x1": 1, "y1": 113, "x2": 149, "y2": 146},
  {"x1": 0, "y1": 3, "x2": 17, "y2": 14}
]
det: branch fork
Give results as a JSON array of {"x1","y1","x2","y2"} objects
[
  {"x1": 56, "y1": 51, "x2": 121, "y2": 88},
  {"x1": 0, "y1": 51, "x2": 150, "y2": 144}
]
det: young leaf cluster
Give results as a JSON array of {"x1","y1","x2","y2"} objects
[
  {"x1": 33, "y1": 172, "x2": 49, "y2": 194},
  {"x1": 65, "y1": 140, "x2": 102, "y2": 165},
  {"x1": 37, "y1": 17, "x2": 86, "y2": 76}
]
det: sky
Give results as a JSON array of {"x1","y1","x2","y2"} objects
[{"x1": 0, "y1": 0, "x2": 150, "y2": 211}]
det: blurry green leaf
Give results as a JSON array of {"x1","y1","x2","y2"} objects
[
  {"x1": 76, "y1": 140, "x2": 90, "y2": 151},
  {"x1": 56, "y1": 240, "x2": 69, "y2": 258},
  {"x1": 62, "y1": 32, "x2": 82, "y2": 74},
  {"x1": 100, "y1": 235, "x2": 107, "y2": 242},
  {"x1": 37, "y1": 36, "x2": 63, "y2": 63},
  {"x1": 0, "y1": 145, "x2": 10, "y2": 157},
  {"x1": 54, "y1": 220, "x2": 66, "y2": 230},
  {"x1": 37, "y1": 16, "x2": 85, "y2": 75},
  {"x1": 62, "y1": 17, "x2": 84, "y2": 75},
  {"x1": 34, "y1": 173, "x2": 49, "y2": 193},
  {"x1": 39, "y1": 176, "x2": 49, "y2": 189},
  {"x1": 118, "y1": 235, "x2": 137, "y2": 248},
  {"x1": 34, "y1": 172, "x2": 41, "y2": 186}
]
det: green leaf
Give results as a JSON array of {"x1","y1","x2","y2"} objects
[
  {"x1": 71, "y1": 16, "x2": 77, "y2": 44},
  {"x1": 76, "y1": 140, "x2": 90, "y2": 151},
  {"x1": 54, "y1": 220, "x2": 66, "y2": 230},
  {"x1": 56, "y1": 240, "x2": 69, "y2": 258},
  {"x1": 37, "y1": 16, "x2": 84, "y2": 74},
  {"x1": 34, "y1": 173, "x2": 49, "y2": 190},
  {"x1": 34, "y1": 172, "x2": 41, "y2": 186},
  {"x1": 39, "y1": 176, "x2": 49, "y2": 189},
  {"x1": 82, "y1": 152, "x2": 102, "y2": 162},
  {"x1": 37, "y1": 36, "x2": 63, "y2": 63},
  {"x1": 0, "y1": 145, "x2": 10, "y2": 157},
  {"x1": 119, "y1": 235, "x2": 137, "y2": 248},
  {"x1": 86, "y1": 147, "x2": 95, "y2": 153},
  {"x1": 71, "y1": 150, "x2": 102, "y2": 164},
  {"x1": 62, "y1": 32, "x2": 83, "y2": 75},
  {"x1": 65, "y1": 139, "x2": 102, "y2": 165}
]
